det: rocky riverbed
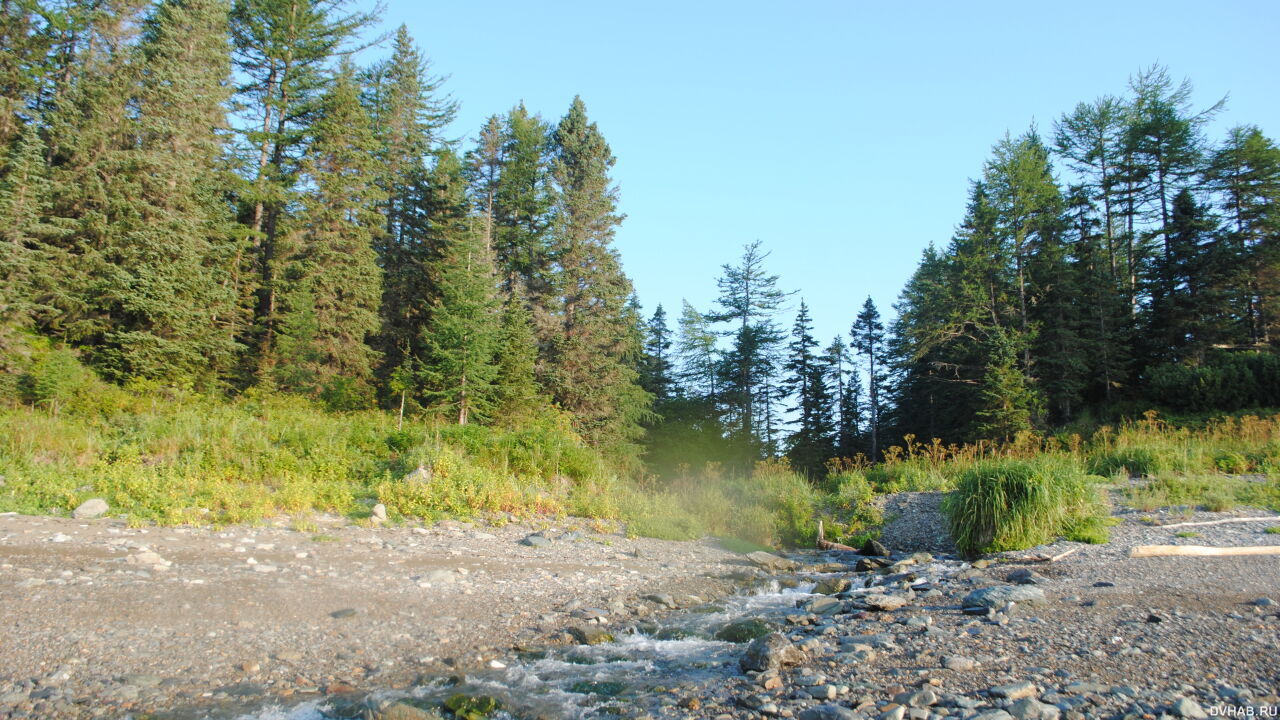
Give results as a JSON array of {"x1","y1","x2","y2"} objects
[{"x1": 2, "y1": 499, "x2": 1279, "y2": 720}]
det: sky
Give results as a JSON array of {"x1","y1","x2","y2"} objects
[{"x1": 358, "y1": 0, "x2": 1280, "y2": 347}]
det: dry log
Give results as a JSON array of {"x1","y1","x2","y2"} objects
[
  {"x1": 1129, "y1": 544, "x2": 1280, "y2": 558},
  {"x1": 1156, "y1": 516, "x2": 1279, "y2": 530},
  {"x1": 1012, "y1": 546, "x2": 1081, "y2": 564},
  {"x1": 815, "y1": 521, "x2": 859, "y2": 552}
]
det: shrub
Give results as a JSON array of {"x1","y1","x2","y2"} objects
[{"x1": 943, "y1": 457, "x2": 1107, "y2": 557}]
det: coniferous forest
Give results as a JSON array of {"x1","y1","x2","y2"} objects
[{"x1": 2, "y1": 0, "x2": 1279, "y2": 484}]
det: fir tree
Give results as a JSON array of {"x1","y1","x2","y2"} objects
[
  {"x1": 419, "y1": 217, "x2": 499, "y2": 425},
  {"x1": 274, "y1": 63, "x2": 383, "y2": 405},
  {"x1": 976, "y1": 327, "x2": 1037, "y2": 440},
  {"x1": 491, "y1": 288, "x2": 546, "y2": 424},
  {"x1": 824, "y1": 335, "x2": 861, "y2": 458},
  {"x1": 229, "y1": 0, "x2": 378, "y2": 374}
]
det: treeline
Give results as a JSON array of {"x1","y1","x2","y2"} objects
[
  {"x1": 638, "y1": 67, "x2": 1280, "y2": 478},
  {"x1": 0, "y1": 0, "x2": 648, "y2": 459}
]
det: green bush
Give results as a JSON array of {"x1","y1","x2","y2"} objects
[
  {"x1": 1147, "y1": 352, "x2": 1280, "y2": 412},
  {"x1": 943, "y1": 457, "x2": 1107, "y2": 557}
]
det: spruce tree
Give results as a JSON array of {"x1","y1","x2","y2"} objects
[
  {"x1": 976, "y1": 327, "x2": 1037, "y2": 440},
  {"x1": 824, "y1": 335, "x2": 861, "y2": 458},
  {"x1": 783, "y1": 301, "x2": 835, "y2": 478},
  {"x1": 273, "y1": 63, "x2": 383, "y2": 406},
  {"x1": 850, "y1": 297, "x2": 887, "y2": 459},
  {"x1": 0, "y1": 122, "x2": 63, "y2": 338},
  {"x1": 710, "y1": 240, "x2": 790, "y2": 454},
  {"x1": 640, "y1": 304, "x2": 676, "y2": 402},
  {"x1": 544, "y1": 96, "x2": 648, "y2": 453}
]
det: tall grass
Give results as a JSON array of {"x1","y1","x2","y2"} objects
[{"x1": 942, "y1": 457, "x2": 1110, "y2": 557}]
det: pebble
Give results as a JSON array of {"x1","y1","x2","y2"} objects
[
  {"x1": 989, "y1": 681, "x2": 1038, "y2": 700},
  {"x1": 1172, "y1": 697, "x2": 1208, "y2": 718},
  {"x1": 72, "y1": 499, "x2": 109, "y2": 520}
]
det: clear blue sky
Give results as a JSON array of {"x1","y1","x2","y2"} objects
[{"x1": 361, "y1": 0, "x2": 1280, "y2": 346}]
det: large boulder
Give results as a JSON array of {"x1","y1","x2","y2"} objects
[
  {"x1": 746, "y1": 551, "x2": 800, "y2": 572},
  {"x1": 739, "y1": 632, "x2": 804, "y2": 672},
  {"x1": 72, "y1": 498, "x2": 108, "y2": 519},
  {"x1": 962, "y1": 585, "x2": 1048, "y2": 609}
]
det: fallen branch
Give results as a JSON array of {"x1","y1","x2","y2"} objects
[
  {"x1": 1130, "y1": 544, "x2": 1280, "y2": 558},
  {"x1": 815, "y1": 521, "x2": 858, "y2": 552},
  {"x1": 1156, "y1": 516, "x2": 1279, "y2": 530},
  {"x1": 1012, "y1": 546, "x2": 1081, "y2": 564}
]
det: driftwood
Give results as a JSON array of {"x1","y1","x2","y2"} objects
[
  {"x1": 1012, "y1": 546, "x2": 1082, "y2": 564},
  {"x1": 1156, "y1": 516, "x2": 1279, "y2": 530},
  {"x1": 1130, "y1": 544, "x2": 1280, "y2": 558},
  {"x1": 815, "y1": 521, "x2": 858, "y2": 552}
]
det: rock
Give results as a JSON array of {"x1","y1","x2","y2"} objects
[
  {"x1": 1252, "y1": 597, "x2": 1274, "y2": 607},
  {"x1": 989, "y1": 681, "x2": 1038, "y2": 700},
  {"x1": 371, "y1": 504, "x2": 388, "y2": 522},
  {"x1": 1008, "y1": 697, "x2": 1059, "y2": 720},
  {"x1": 1172, "y1": 698, "x2": 1208, "y2": 719},
  {"x1": 799, "y1": 705, "x2": 859, "y2": 720},
  {"x1": 1007, "y1": 568, "x2": 1046, "y2": 585},
  {"x1": 275, "y1": 651, "x2": 303, "y2": 662},
  {"x1": 878, "y1": 706, "x2": 906, "y2": 720},
  {"x1": 942, "y1": 655, "x2": 978, "y2": 671},
  {"x1": 860, "y1": 539, "x2": 890, "y2": 557},
  {"x1": 971, "y1": 712, "x2": 1014, "y2": 720},
  {"x1": 330, "y1": 608, "x2": 358, "y2": 619},
  {"x1": 1092, "y1": 581, "x2": 1115, "y2": 587},
  {"x1": 856, "y1": 556, "x2": 892, "y2": 571},
  {"x1": 971, "y1": 558, "x2": 995, "y2": 569},
  {"x1": 739, "y1": 632, "x2": 804, "y2": 672},
  {"x1": 72, "y1": 498, "x2": 108, "y2": 519},
  {"x1": 416, "y1": 569, "x2": 455, "y2": 586},
  {"x1": 715, "y1": 618, "x2": 776, "y2": 643},
  {"x1": 814, "y1": 577, "x2": 852, "y2": 595},
  {"x1": 863, "y1": 594, "x2": 910, "y2": 611},
  {"x1": 895, "y1": 689, "x2": 938, "y2": 707},
  {"x1": 567, "y1": 626, "x2": 614, "y2": 645},
  {"x1": 643, "y1": 593, "x2": 677, "y2": 608},
  {"x1": 404, "y1": 465, "x2": 432, "y2": 484},
  {"x1": 963, "y1": 585, "x2": 1048, "y2": 609},
  {"x1": 746, "y1": 551, "x2": 800, "y2": 572},
  {"x1": 520, "y1": 533, "x2": 552, "y2": 547},
  {"x1": 370, "y1": 700, "x2": 437, "y2": 720},
  {"x1": 804, "y1": 596, "x2": 843, "y2": 615}
]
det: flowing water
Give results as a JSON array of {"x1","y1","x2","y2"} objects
[{"x1": 241, "y1": 577, "x2": 823, "y2": 720}]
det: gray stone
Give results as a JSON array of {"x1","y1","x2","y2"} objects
[
  {"x1": 1007, "y1": 568, "x2": 1046, "y2": 585},
  {"x1": 1009, "y1": 697, "x2": 1059, "y2": 720},
  {"x1": 963, "y1": 585, "x2": 1048, "y2": 609},
  {"x1": 1172, "y1": 698, "x2": 1208, "y2": 719},
  {"x1": 989, "y1": 680, "x2": 1038, "y2": 700},
  {"x1": 370, "y1": 701, "x2": 438, "y2": 720},
  {"x1": 747, "y1": 551, "x2": 801, "y2": 572},
  {"x1": 643, "y1": 593, "x2": 676, "y2": 608},
  {"x1": 861, "y1": 539, "x2": 890, "y2": 557},
  {"x1": 972, "y1": 712, "x2": 1014, "y2": 720},
  {"x1": 403, "y1": 465, "x2": 432, "y2": 484},
  {"x1": 814, "y1": 577, "x2": 852, "y2": 595},
  {"x1": 520, "y1": 533, "x2": 552, "y2": 547},
  {"x1": 942, "y1": 654, "x2": 978, "y2": 671},
  {"x1": 863, "y1": 593, "x2": 911, "y2": 612},
  {"x1": 1252, "y1": 597, "x2": 1274, "y2": 607},
  {"x1": 897, "y1": 689, "x2": 938, "y2": 707},
  {"x1": 804, "y1": 596, "x2": 844, "y2": 615},
  {"x1": 799, "y1": 705, "x2": 859, "y2": 720},
  {"x1": 121, "y1": 674, "x2": 162, "y2": 688},
  {"x1": 329, "y1": 608, "x2": 357, "y2": 619},
  {"x1": 878, "y1": 706, "x2": 906, "y2": 720},
  {"x1": 567, "y1": 626, "x2": 614, "y2": 645},
  {"x1": 72, "y1": 498, "x2": 109, "y2": 519},
  {"x1": 371, "y1": 503, "x2": 388, "y2": 522},
  {"x1": 739, "y1": 632, "x2": 804, "y2": 672}
]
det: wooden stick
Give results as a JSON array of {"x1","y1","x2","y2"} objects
[
  {"x1": 1157, "y1": 516, "x2": 1279, "y2": 530},
  {"x1": 1130, "y1": 544, "x2": 1280, "y2": 558},
  {"x1": 1048, "y1": 546, "x2": 1081, "y2": 562}
]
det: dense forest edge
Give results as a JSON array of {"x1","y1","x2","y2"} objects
[{"x1": 2, "y1": 1, "x2": 1279, "y2": 550}]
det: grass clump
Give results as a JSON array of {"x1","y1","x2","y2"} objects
[
  {"x1": 1123, "y1": 474, "x2": 1279, "y2": 513},
  {"x1": 943, "y1": 457, "x2": 1108, "y2": 558}
]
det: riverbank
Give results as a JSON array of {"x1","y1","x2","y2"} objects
[{"x1": 0, "y1": 512, "x2": 746, "y2": 719}]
